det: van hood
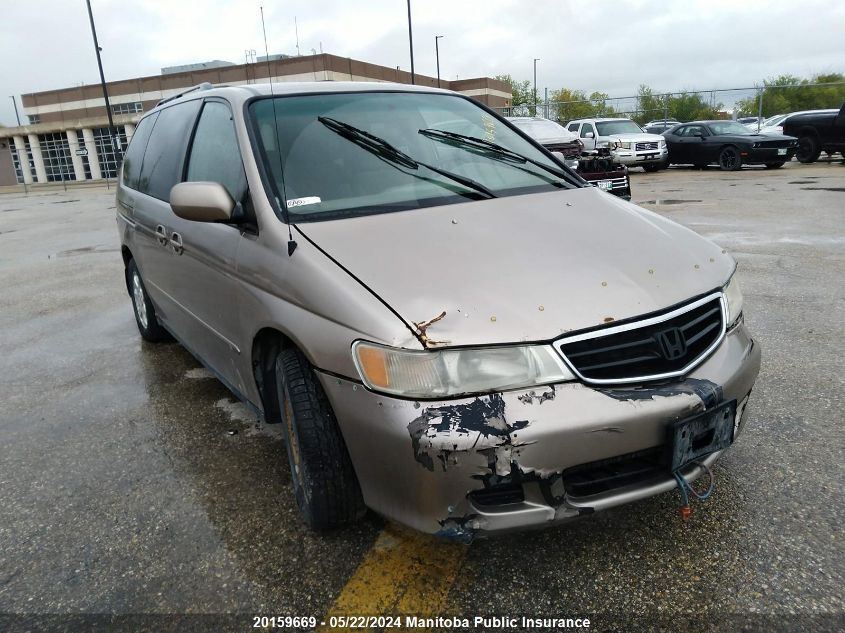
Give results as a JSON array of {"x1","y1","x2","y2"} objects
[{"x1": 297, "y1": 187, "x2": 734, "y2": 348}]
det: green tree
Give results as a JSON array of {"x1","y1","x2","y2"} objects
[
  {"x1": 549, "y1": 88, "x2": 615, "y2": 122},
  {"x1": 735, "y1": 73, "x2": 845, "y2": 118},
  {"x1": 668, "y1": 92, "x2": 722, "y2": 122},
  {"x1": 633, "y1": 85, "x2": 721, "y2": 123},
  {"x1": 634, "y1": 85, "x2": 667, "y2": 125},
  {"x1": 494, "y1": 74, "x2": 534, "y2": 107}
]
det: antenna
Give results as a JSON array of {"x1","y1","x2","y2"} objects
[
  {"x1": 295, "y1": 16, "x2": 301, "y2": 56},
  {"x1": 261, "y1": 6, "x2": 297, "y2": 255}
]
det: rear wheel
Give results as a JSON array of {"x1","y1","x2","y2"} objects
[
  {"x1": 718, "y1": 146, "x2": 742, "y2": 171},
  {"x1": 796, "y1": 135, "x2": 821, "y2": 163},
  {"x1": 765, "y1": 162, "x2": 785, "y2": 169},
  {"x1": 275, "y1": 347, "x2": 365, "y2": 529},
  {"x1": 127, "y1": 259, "x2": 170, "y2": 342}
]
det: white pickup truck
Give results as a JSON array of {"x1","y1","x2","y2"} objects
[{"x1": 566, "y1": 117, "x2": 668, "y2": 171}]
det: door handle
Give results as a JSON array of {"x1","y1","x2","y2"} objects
[
  {"x1": 169, "y1": 231, "x2": 184, "y2": 255},
  {"x1": 155, "y1": 224, "x2": 168, "y2": 246}
]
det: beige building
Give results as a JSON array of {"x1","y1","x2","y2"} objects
[{"x1": 0, "y1": 53, "x2": 511, "y2": 186}]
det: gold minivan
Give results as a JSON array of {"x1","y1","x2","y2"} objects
[{"x1": 117, "y1": 82, "x2": 760, "y2": 540}]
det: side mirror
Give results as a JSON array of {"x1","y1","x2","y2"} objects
[
  {"x1": 584, "y1": 131, "x2": 595, "y2": 139},
  {"x1": 170, "y1": 182, "x2": 235, "y2": 222}
]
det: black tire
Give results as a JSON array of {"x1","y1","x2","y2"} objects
[
  {"x1": 275, "y1": 347, "x2": 365, "y2": 529},
  {"x1": 126, "y1": 259, "x2": 170, "y2": 342},
  {"x1": 642, "y1": 163, "x2": 660, "y2": 173},
  {"x1": 718, "y1": 146, "x2": 742, "y2": 171},
  {"x1": 765, "y1": 162, "x2": 786, "y2": 169},
  {"x1": 796, "y1": 135, "x2": 821, "y2": 163}
]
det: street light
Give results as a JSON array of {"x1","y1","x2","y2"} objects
[
  {"x1": 406, "y1": 0, "x2": 415, "y2": 84},
  {"x1": 435, "y1": 35, "x2": 444, "y2": 88},
  {"x1": 9, "y1": 96, "x2": 21, "y2": 127},
  {"x1": 533, "y1": 58, "x2": 540, "y2": 115},
  {"x1": 85, "y1": 0, "x2": 122, "y2": 162}
]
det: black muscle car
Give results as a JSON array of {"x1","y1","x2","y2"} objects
[
  {"x1": 782, "y1": 102, "x2": 845, "y2": 163},
  {"x1": 663, "y1": 120, "x2": 798, "y2": 170}
]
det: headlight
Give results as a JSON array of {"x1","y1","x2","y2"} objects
[
  {"x1": 617, "y1": 141, "x2": 631, "y2": 149},
  {"x1": 352, "y1": 341, "x2": 575, "y2": 399},
  {"x1": 724, "y1": 274, "x2": 744, "y2": 328},
  {"x1": 658, "y1": 139, "x2": 666, "y2": 148}
]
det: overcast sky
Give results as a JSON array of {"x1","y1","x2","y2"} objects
[{"x1": 2, "y1": 0, "x2": 844, "y2": 125}]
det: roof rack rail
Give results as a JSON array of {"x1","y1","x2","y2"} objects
[{"x1": 156, "y1": 82, "x2": 214, "y2": 107}]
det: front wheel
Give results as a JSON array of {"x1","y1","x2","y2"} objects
[
  {"x1": 796, "y1": 135, "x2": 821, "y2": 163},
  {"x1": 719, "y1": 146, "x2": 742, "y2": 171},
  {"x1": 127, "y1": 259, "x2": 170, "y2": 342},
  {"x1": 275, "y1": 347, "x2": 365, "y2": 529},
  {"x1": 765, "y1": 162, "x2": 785, "y2": 169},
  {"x1": 642, "y1": 163, "x2": 661, "y2": 173}
]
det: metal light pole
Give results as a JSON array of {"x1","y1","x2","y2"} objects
[
  {"x1": 406, "y1": 0, "x2": 415, "y2": 84},
  {"x1": 9, "y1": 96, "x2": 21, "y2": 127},
  {"x1": 435, "y1": 36, "x2": 443, "y2": 88},
  {"x1": 85, "y1": 0, "x2": 122, "y2": 164},
  {"x1": 533, "y1": 58, "x2": 540, "y2": 115}
]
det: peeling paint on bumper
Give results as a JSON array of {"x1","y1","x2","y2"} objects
[{"x1": 319, "y1": 324, "x2": 761, "y2": 538}]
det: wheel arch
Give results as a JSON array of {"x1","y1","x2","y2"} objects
[
  {"x1": 121, "y1": 245, "x2": 134, "y2": 294},
  {"x1": 251, "y1": 327, "x2": 296, "y2": 424}
]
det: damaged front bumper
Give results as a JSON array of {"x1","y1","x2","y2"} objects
[{"x1": 319, "y1": 324, "x2": 761, "y2": 539}]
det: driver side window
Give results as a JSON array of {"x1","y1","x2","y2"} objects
[
  {"x1": 580, "y1": 123, "x2": 595, "y2": 138},
  {"x1": 186, "y1": 101, "x2": 247, "y2": 203}
]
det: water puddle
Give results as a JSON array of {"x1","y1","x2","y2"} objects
[
  {"x1": 639, "y1": 199, "x2": 702, "y2": 205},
  {"x1": 56, "y1": 245, "x2": 118, "y2": 257}
]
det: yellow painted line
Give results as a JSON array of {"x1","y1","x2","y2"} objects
[{"x1": 318, "y1": 523, "x2": 469, "y2": 631}]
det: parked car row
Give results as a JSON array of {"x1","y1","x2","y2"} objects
[
  {"x1": 508, "y1": 117, "x2": 631, "y2": 199},
  {"x1": 512, "y1": 103, "x2": 844, "y2": 175}
]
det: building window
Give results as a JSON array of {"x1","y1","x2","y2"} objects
[
  {"x1": 8, "y1": 139, "x2": 35, "y2": 184},
  {"x1": 111, "y1": 102, "x2": 143, "y2": 115},
  {"x1": 92, "y1": 127, "x2": 127, "y2": 179},
  {"x1": 37, "y1": 133, "x2": 75, "y2": 182},
  {"x1": 28, "y1": 114, "x2": 41, "y2": 124}
]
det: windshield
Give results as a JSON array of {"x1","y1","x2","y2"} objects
[
  {"x1": 595, "y1": 120, "x2": 644, "y2": 136},
  {"x1": 761, "y1": 114, "x2": 787, "y2": 127},
  {"x1": 509, "y1": 118, "x2": 576, "y2": 142},
  {"x1": 708, "y1": 121, "x2": 754, "y2": 135},
  {"x1": 249, "y1": 92, "x2": 574, "y2": 221}
]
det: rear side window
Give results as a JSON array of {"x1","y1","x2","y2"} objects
[
  {"x1": 138, "y1": 99, "x2": 201, "y2": 201},
  {"x1": 186, "y1": 101, "x2": 247, "y2": 202},
  {"x1": 568, "y1": 123, "x2": 580, "y2": 133},
  {"x1": 121, "y1": 113, "x2": 157, "y2": 190}
]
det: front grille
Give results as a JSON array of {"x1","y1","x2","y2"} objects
[
  {"x1": 555, "y1": 294, "x2": 725, "y2": 383},
  {"x1": 758, "y1": 139, "x2": 795, "y2": 148},
  {"x1": 561, "y1": 447, "x2": 666, "y2": 497},
  {"x1": 469, "y1": 483, "x2": 525, "y2": 507},
  {"x1": 545, "y1": 141, "x2": 581, "y2": 157},
  {"x1": 636, "y1": 141, "x2": 659, "y2": 151}
]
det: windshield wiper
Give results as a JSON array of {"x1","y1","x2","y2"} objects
[
  {"x1": 317, "y1": 117, "x2": 496, "y2": 199},
  {"x1": 418, "y1": 128, "x2": 581, "y2": 186}
]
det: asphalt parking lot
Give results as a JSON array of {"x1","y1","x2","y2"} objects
[{"x1": 1, "y1": 161, "x2": 843, "y2": 632}]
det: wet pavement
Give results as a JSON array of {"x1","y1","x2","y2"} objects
[{"x1": 1, "y1": 162, "x2": 843, "y2": 631}]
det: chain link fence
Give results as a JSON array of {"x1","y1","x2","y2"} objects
[{"x1": 496, "y1": 82, "x2": 845, "y2": 129}]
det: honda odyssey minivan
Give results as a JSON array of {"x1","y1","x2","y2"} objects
[{"x1": 117, "y1": 82, "x2": 760, "y2": 540}]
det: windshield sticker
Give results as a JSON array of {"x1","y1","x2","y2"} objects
[
  {"x1": 481, "y1": 113, "x2": 496, "y2": 142},
  {"x1": 286, "y1": 196, "x2": 322, "y2": 208}
]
